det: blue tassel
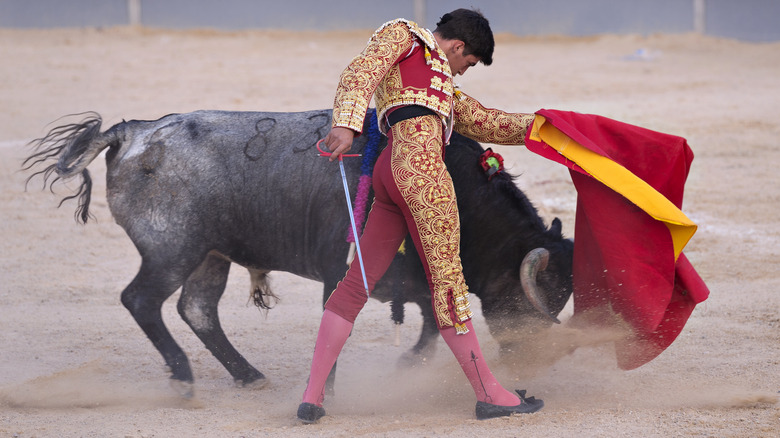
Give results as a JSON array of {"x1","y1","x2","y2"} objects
[{"x1": 361, "y1": 109, "x2": 381, "y2": 176}]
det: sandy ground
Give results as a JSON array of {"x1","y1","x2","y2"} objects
[{"x1": 1, "y1": 26, "x2": 779, "y2": 437}]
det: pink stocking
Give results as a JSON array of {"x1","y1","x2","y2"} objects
[
  {"x1": 439, "y1": 320, "x2": 521, "y2": 406},
  {"x1": 301, "y1": 309, "x2": 354, "y2": 406}
]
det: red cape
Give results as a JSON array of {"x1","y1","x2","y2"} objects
[{"x1": 525, "y1": 109, "x2": 709, "y2": 370}]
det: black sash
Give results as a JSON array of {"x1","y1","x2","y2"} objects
[{"x1": 387, "y1": 105, "x2": 438, "y2": 127}]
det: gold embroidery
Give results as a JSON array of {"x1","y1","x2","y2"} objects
[
  {"x1": 452, "y1": 91, "x2": 535, "y2": 145},
  {"x1": 332, "y1": 21, "x2": 416, "y2": 132},
  {"x1": 433, "y1": 47, "x2": 453, "y2": 78},
  {"x1": 430, "y1": 57, "x2": 445, "y2": 74},
  {"x1": 377, "y1": 86, "x2": 452, "y2": 121},
  {"x1": 390, "y1": 116, "x2": 473, "y2": 330},
  {"x1": 333, "y1": 18, "x2": 455, "y2": 134},
  {"x1": 442, "y1": 80, "x2": 453, "y2": 97},
  {"x1": 378, "y1": 19, "x2": 436, "y2": 50},
  {"x1": 430, "y1": 76, "x2": 444, "y2": 91}
]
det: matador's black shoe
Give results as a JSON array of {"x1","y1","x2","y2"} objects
[
  {"x1": 475, "y1": 390, "x2": 544, "y2": 420},
  {"x1": 297, "y1": 402, "x2": 326, "y2": 424}
]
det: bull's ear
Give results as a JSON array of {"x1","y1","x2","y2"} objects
[{"x1": 550, "y1": 217, "x2": 563, "y2": 236}]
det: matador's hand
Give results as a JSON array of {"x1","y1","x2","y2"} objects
[{"x1": 323, "y1": 126, "x2": 356, "y2": 162}]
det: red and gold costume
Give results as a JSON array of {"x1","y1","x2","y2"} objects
[{"x1": 325, "y1": 19, "x2": 534, "y2": 333}]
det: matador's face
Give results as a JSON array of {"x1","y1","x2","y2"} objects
[{"x1": 444, "y1": 41, "x2": 481, "y2": 76}]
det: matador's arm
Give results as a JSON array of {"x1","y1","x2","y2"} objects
[
  {"x1": 452, "y1": 90, "x2": 535, "y2": 145},
  {"x1": 332, "y1": 21, "x2": 416, "y2": 133}
]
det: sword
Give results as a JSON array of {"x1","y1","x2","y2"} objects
[{"x1": 317, "y1": 139, "x2": 370, "y2": 297}]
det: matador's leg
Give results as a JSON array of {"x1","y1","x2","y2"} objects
[
  {"x1": 386, "y1": 115, "x2": 472, "y2": 332},
  {"x1": 304, "y1": 145, "x2": 410, "y2": 411},
  {"x1": 386, "y1": 115, "x2": 524, "y2": 407}
]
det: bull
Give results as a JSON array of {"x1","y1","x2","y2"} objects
[{"x1": 24, "y1": 109, "x2": 573, "y2": 396}]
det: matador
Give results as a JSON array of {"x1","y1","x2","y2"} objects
[{"x1": 298, "y1": 9, "x2": 542, "y2": 423}]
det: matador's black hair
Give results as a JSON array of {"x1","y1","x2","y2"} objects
[{"x1": 434, "y1": 8, "x2": 494, "y2": 65}]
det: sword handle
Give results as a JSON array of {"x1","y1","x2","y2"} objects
[{"x1": 316, "y1": 139, "x2": 361, "y2": 158}]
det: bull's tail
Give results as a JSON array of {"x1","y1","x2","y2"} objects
[{"x1": 23, "y1": 112, "x2": 120, "y2": 224}]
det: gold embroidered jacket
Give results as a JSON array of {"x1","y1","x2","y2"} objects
[{"x1": 332, "y1": 18, "x2": 535, "y2": 144}]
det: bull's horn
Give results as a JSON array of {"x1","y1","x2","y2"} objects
[{"x1": 520, "y1": 248, "x2": 561, "y2": 324}]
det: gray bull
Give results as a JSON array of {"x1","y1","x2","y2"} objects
[{"x1": 24, "y1": 109, "x2": 573, "y2": 396}]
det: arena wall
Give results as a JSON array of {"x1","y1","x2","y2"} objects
[{"x1": 1, "y1": 0, "x2": 778, "y2": 42}]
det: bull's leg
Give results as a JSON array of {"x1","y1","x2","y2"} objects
[
  {"x1": 120, "y1": 258, "x2": 195, "y2": 396},
  {"x1": 398, "y1": 298, "x2": 440, "y2": 367},
  {"x1": 177, "y1": 254, "x2": 266, "y2": 388}
]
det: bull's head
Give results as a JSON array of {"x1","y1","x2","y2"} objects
[{"x1": 480, "y1": 218, "x2": 574, "y2": 365}]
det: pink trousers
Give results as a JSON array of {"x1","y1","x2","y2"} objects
[{"x1": 325, "y1": 114, "x2": 472, "y2": 331}]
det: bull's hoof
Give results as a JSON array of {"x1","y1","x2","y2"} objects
[
  {"x1": 397, "y1": 350, "x2": 430, "y2": 368},
  {"x1": 324, "y1": 382, "x2": 335, "y2": 398},
  {"x1": 170, "y1": 378, "x2": 195, "y2": 399},
  {"x1": 475, "y1": 390, "x2": 544, "y2": 420},
  {"x1": 236, "y1": 375, "x2": 268, "y2": 390}
]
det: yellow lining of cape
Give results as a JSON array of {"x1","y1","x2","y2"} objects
[{"x1": 530, "y1": 115, "x2": 696, "y2": 259}]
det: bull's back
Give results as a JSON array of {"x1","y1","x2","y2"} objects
[{"x1": 105, "y1": 110, "x2": 364, "y2": 280}]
